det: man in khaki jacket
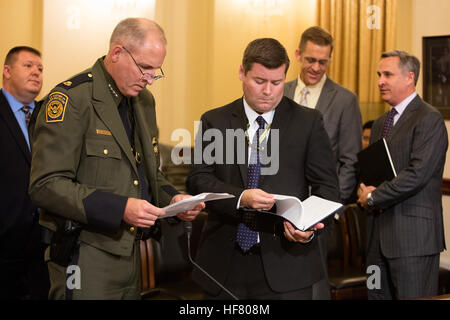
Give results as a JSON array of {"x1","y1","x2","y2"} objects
[{"x1": 30, "y1": 18, "x2": 203, "y2": 300}]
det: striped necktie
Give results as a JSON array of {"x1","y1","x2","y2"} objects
[
  {"x1": 21, "y1": 105, "x2": 31, "y2": 126},
  {"x1": 299, "y1": 87, "x2": 310, "y2": 107}
]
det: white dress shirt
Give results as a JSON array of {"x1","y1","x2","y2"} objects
[{"x1": 293, "y1": 74, "x2": 327, "y2": 109}]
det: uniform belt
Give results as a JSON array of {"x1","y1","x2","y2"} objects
[
  {"x1": 135, "y1": 228, "x2": 144, "y2": 240},
  {"x1": 135, "y1": 228, "x2": 156, "y2": 241},
  {"x1": 134, "y1": 223, "x2": 162, "y2": 241}
]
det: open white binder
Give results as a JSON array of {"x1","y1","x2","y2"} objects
[{"x1": 271, "y1": 194, "x2": 343, "y2": 231}]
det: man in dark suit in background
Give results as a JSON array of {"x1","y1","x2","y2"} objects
[
  {"x1": 0, "y1": 46, "x2": 49, "y2": 299},
  {"x1": 358, "y1": 50, "x2": 448, "y2": 299},
  {"x1": 187, "y1": 38, "x2": 340, "y2": 299},
  {"x1": 284, "y1": 26, "x2": 362, "y2": 299}
]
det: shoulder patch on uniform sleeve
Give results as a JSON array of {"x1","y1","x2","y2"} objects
[
  {"x1": 46, "y1": 92, "x2": 68, "y2": 123},
  {"x1": 56, "y1": 72, "x2": 93, "y2": 89}
]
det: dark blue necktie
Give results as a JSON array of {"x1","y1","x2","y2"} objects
[{"x1": 236, "y1": 116, "x2": 266, "y2": 252}]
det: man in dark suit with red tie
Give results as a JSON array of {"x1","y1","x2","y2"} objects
[
  {"x1": 0, "y1": 46, "x2": 49, "y2": 299},
  {"x1": 358, "y1": 50, "x2": 448, "y2": 299},
  {"x1": 187, "y1": 38, "x2": 340, "y2": 299}
]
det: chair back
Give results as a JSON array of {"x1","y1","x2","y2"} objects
[
  {"x1": 327, "y1": 214, "x2": 350, "y2": 269},
  {"x1": 345, "y1": 204, "x2": 367, "y2": 269}
]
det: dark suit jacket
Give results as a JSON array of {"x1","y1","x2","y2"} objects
[
  {"x1": 186, "y1": 97, "x2": 340, "y2": 294},
  {"x1": 0, "y1": 90, "x2": 43, "y2": 260},
  {"x1": 369, "y1": 95, "x2": 447, "y2": 258},
  {"x1": 284, "y1": 78, "x2": 362, "y2": 202}
]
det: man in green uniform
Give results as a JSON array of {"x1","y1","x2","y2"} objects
[{"x1": 29, "y1": 18, "x2": 204, "y2": 300}]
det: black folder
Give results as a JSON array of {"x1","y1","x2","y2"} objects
[{"x1": 357, "y1": 138, "x2": 397, "y2": 187}]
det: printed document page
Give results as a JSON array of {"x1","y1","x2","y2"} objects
[
  {"x1": 162, "y1": 192, "x2": 235, "y2": 217},
  {"x1": 272, "y1": 194, "x2": 343, "y2": 231}
]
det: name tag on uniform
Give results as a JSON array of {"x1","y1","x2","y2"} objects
[{"x1": 96, "y1": 129, "x2": 112, "y2": 136}]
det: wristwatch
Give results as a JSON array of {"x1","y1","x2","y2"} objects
[{"x1": 367, "y1": 192, "x2": 374, "y2": 207}]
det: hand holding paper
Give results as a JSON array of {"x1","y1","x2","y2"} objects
[
  {"x1": 283, "y1": 220, "x2": 324, "y2": 243},
  {"x1": 240, "y1": 189, "x2": 275, "y2": 211},
  {"x1": 123, "y1": 198, "x2": 165, "y2": 228},
  {"x1": 271, "y1": 194, "x2": 343, "y2": 231},
  {"x1": 169, "y1": 194, "x2": 205, "y2": 221},
  {"x1": 162, "y1": 193, "x2": 235, "y2": 218}
]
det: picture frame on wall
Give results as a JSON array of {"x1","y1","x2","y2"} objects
[{"x1": 423, "y1": 35, "x2": 450, "y2": 119}]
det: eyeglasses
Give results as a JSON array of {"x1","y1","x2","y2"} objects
[{"x1": 122, "y1": 46, "x2": 165, "y2": 83}]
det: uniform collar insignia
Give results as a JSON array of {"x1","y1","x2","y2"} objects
[{"x1": 108, "y1": 83, "x2": 119, "y2": 98}]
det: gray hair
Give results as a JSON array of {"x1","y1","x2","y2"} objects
[
  {"x1": 110, "y1": 18, "x2": 166, "y2": 50},
  {"x1": 381, "y1": 50, "x2": 420, "y2": 85}
]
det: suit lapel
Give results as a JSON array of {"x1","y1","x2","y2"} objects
[
  {"x1": 284, "y1": 79, "x2": 298, "y2": 100},
  {"x1": 372, "y1": 95, "x2": 422, "y2": 144},
  {"x1": 316, "y1": 78, "x2": 337, "y2": 115},
  {"x1": 371, "y1": 113, "x2": 386, "y2": 143},
  {"x1": 0, "y1": 91, "x2": 31, "y2": 163},
  {"x1": 387, "y1": 95, "x2": 421, "y2": 140},
  {"x1": 230, "y1": 99, "x2": 249, "y2": 187},
  {"x1": 90, "y1": 62, "x2": 138, "y2": 176}
]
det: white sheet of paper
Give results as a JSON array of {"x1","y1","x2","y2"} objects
[
  {"x1": 272, "y1": 194, "x2": 343, "y2": 231},
  {"x1": 162, "y1": 192, "x2": 235, "y2": 218}
]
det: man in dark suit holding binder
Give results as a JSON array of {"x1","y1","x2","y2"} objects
[
  {"x1": 358, "y1": 50, "x2": 448, "y2": 299},
  {"x1": 187, "y1": 38, "x2": 340, "y2": 299}
]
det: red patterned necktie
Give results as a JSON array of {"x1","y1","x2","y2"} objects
[
  {"x1": 21, "y1": 105, "x2": 31, "y2": 126},
  {"x1": 236, "y1": 116, "x2": 266, "y2": 252},
  {"x1": 382, "y1": 107, "x2": 397, "y2": 138}
]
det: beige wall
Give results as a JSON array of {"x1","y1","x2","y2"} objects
[
  {"x1": 153, "y1": 0, "x2": 212, "y2": 145},
  {"x1": 155, "y1": 0, "x2": 317, "y2": 145},
  {"x1": 410, "y1": 0, "x2": 450, "y2": 96},
  {"x1": 0, "y1": 0, "x2": 43, "y2": 91},
  {"x1": 41, "y1": 0, "x2": 156, "y2": 100},
  {"x1": 395, "y1": 0, "x2": 413, "y2": 55},
  {"x1": 1, "y1": 0, "x2": 316, "y2": 145},
  {"x1": 208, "y1": 0, "x2": 316, "y2": 109}
]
